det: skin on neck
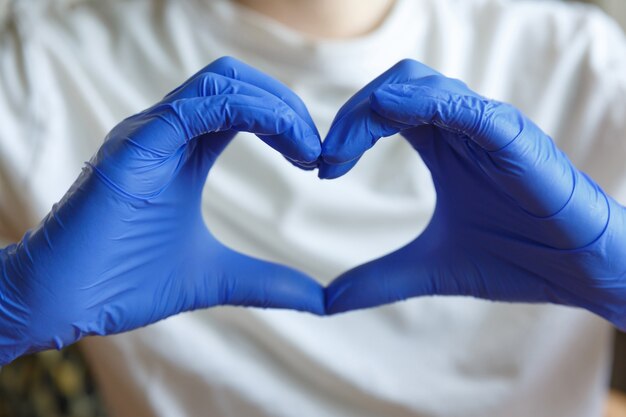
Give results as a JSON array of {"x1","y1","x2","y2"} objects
[{"x1": 233, "y1": 0, "x2": 396, "y2": 39}]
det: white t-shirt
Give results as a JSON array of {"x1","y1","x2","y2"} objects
[{"x1": 1, "y1": 0, "x2": 626, "y2": 416}]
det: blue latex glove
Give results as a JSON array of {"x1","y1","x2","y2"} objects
[
  {"x1": 0, "y1": 57, "x2": 324, "y2": 365},
  {"x1": 321, "y1": 59, "x2": 626, "y2": 328}
]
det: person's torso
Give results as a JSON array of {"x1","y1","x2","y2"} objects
[{"x1": 3, "y1": 0, "x2": 626, "y2": 415}]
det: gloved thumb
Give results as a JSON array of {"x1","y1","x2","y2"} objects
[
  {"x1": 324, "y1": 236, "x2": 443, "y2": 315},
  {"x1": 200, "y1": 246, "x2": 325, "y2": 315}
]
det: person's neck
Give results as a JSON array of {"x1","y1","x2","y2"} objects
[{"x1": 233, "y1": 0, "x2": 396, "y2": 39}]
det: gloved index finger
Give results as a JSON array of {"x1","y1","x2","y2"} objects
[
  {"x1": 320, "y1": 60, "x2": 440, "y2": 178},
  {"x1": 159, "y1": 72, "x2": 322, "y2": 163},
  {"x1": 126, "y1": 94, "x2": 320, "y2": 165},
  {"x1": 165, "y1": 57, "x2": 318, "y2": 137},
  {"x1": 206, "y1": 56, "x2": 320, "y2": 139},
  {"x1": 331, "y1": 59, "x2": 442, "y2": 123},
  {"x1": 320, "y1": 99, "x2": 406, "y2": 167}
]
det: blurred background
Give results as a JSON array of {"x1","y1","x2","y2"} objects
[
  {"x1": 0, "y1": 1, "x2": 625, "y2": 416},
  {"x1": 585, "y1": 0, "x2": 626, "y2": 28}
]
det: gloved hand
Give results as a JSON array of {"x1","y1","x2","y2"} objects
[
  {"x1": 321, "y1": 59, "x2": 626, "y2": 328},
  {"x1": 0, "y1": 56, "x2": 324, "y2": 365}
]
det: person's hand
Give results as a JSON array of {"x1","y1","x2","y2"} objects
[
  {"x1": 321, "y1": 59, "x2": 626, "y2": 327},
  {"x1": 0, "y1": 57, "x2": 324, "y2": 365}
]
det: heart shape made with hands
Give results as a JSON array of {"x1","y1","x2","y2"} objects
[
  {"x1": 190, "y1": 57, "x2": 619, "y2": 324},
  {"x1": 3, "y1": 56, "x2": 623, "y2": 367}
]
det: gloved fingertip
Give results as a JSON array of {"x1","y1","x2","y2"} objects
[
  {"x1": 307, "y1": 295, "x2": 327, "y2": 317},
  {"x1": 320, "y1": 149, "x2": 360, "y2": 166},
  {"x1": 260, "y1": 131, "x2": 320, "y2": 165},
  {"x1": 320, "y1": 128, "x2": 360, "y2": 166},
  {"x1": 317, "y1": 162, "x2": 334, "y2": 179},
  {"x1": 318, "y1": 161, "x2": 354, "y2": 180},
  {"x1": 300, "y1": 134, "x2": 323, "y2": 163}
]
